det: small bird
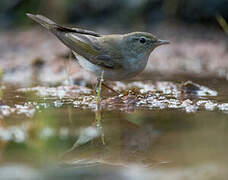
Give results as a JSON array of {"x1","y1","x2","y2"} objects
[{"x1": 27, "y1": 13, "x2": 169, "y2": 93}]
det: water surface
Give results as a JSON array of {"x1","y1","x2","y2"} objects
[{"x1": 0, "y1": 76, "x2": 228, "y2": 179}]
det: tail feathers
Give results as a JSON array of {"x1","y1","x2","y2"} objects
[
  {"x1": 26, "y1": 13, "x2": 56, "y2": 30},
  {"x1": 27, "y1": 13, "x2": 101, "y2": 37}
]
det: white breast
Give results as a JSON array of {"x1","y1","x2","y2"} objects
[{"x1": 74, "y1": 52, "x2": 148, "y2": 81}]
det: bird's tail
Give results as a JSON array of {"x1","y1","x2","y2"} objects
[{"x1": 26, "y1": 13, "x2": 56, "y2": 30}]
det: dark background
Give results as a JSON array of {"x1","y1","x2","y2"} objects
[
  {"x1": 0, "y1": 0, "x2": 227, "y2": 30},
  {"x1": 0, "y1": 0, "x2": 227, "y2": 86}
]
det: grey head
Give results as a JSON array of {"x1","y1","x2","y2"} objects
[{"x1": 121, "y1": 32, "x2": 169, "y2": 58}]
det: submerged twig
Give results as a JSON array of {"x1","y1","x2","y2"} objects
[{"x1": 102, "y1": 82, "x2": 120, "y2": 95}]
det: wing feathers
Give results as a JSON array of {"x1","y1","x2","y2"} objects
[
  {"x1": 27, "y1": 13, "x2": 121, "y2": 69},
  {"x1": 55, "y1": 26, "x2": 101, "y2": 37}
]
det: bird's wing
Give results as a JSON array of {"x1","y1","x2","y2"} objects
[
  {"x1": 54, "y1": 30, "x2": 122, "y2": 69},
  {"x1": 54, "y1": 25, "x2": 101, "y2": 37},
  {"x1": 27, "y1": 14, "x2": 121, "y2": 69}
]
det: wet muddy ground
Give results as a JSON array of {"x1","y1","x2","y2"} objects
[{"x1": 0, "y1": 23, "x2": 228, "y2": 179}]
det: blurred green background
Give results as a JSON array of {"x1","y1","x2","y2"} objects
[{"x1": 0, "y1": 0, "x2": 227, "y2": 30}]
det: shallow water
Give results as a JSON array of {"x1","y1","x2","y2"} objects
[{"x1": 0, "y1": 76, "x2": 228, "y2": 179}]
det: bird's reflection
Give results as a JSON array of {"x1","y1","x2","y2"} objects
[
  {"x1": 95, "y1": 95, "x2": 105, "y2": 145},
  {"x1": 63, "y1": 97, "x2": 105, "y2": 156}
]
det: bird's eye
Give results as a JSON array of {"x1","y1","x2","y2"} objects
[{"x1": 139, "y1": 37, "x2": 146, "y2": 44}]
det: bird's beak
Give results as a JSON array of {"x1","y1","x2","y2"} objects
[{"x1": 156, "y1": 39, "x2": 170, "y2": 46}]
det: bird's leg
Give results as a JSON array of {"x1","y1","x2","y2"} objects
[
  {"x1": 96, "y1": 71, "x2": 104, "y2": 103},
  {"x1": 102, "y1": 82, "x2": 120, "y2": 95},
  {"x1": 95, "y1": 78, "x2": 101, "y2": 95}
]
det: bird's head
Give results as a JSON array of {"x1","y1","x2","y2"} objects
[{"x1": 122, "y1": 32, "x2": 169, "y2": 58}]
